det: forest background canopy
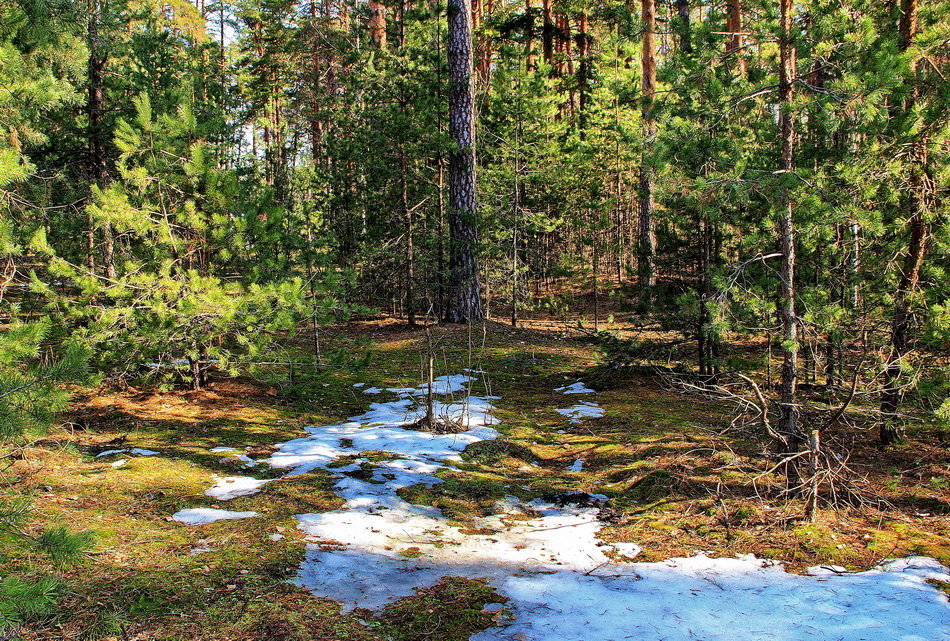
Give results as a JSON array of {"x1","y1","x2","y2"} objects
[{"x1": 0, "y1": 0, "x2": 949, "y2": 639}]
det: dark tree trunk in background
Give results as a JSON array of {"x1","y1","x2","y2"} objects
[
  {"x1": 444, "y1": 0, "x2": 483, "y2": 323},
  {"x1": 676, "y1": 0, "x2": 691, "y2": 53},
  {"x1": 776, "y1": 0, "x2": 810, "y2": 506},
  {"x1": 541, "y1": 0, "x2": 553, "y2": 69},
  {"x1": 726, "y1": 0, "x2": 746, "y2": 76},
  {"x1": 87, "y1": 0, "x2": 114, "y2": 279},
  {"x1": 369, "y1": 0, "x2": 388, "y2": 49},
  {"x1": 637, "y1": 0, "x2": 657, "y2": 313},
  {"x1": 880, "y1": 0, "x2": 928, "y2": 445}
]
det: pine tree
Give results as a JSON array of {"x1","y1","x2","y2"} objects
[{"x1": 445, "y1": 0, "x2": 484, "y2": 322}]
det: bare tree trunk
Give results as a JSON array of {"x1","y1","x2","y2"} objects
[
  {"x1": 477, "y1": 0, "x2": 494, "y2": 84},
  {"x1": 401, "y1": 151, "x2": 416, "y2": 326},
  {"x1": 880, "y1": 0, "x2": 927, "y2": 445},
  {"x1": 541, "y1": 0, "x2": 553, "y2": 69},
  {"x1": 637, "y1": 0, "x2": 657, "y2": 313},
  {"x1": 444, "y1": 0, "x2": 483, "y2": 323},
  {"x1": 698, "y1": 213, "x2": 718, "y2": 377},
  {"x1": 726, "y1": 0, "x2": 746, "y2": 76},
  {"x1": 369, "y1": 0, "x2": 388, "y2": 49},
  {"x1": 777, "y1": 0, "x2": 804, "y2": 487},
  {"x1": 87, "y1": 0, "x2": 114, "y2": 279},
  {"x1": 524, "y1": 0, "x2": 536, "y2": 71},
  {"x1": 676, "y1": 0, "x2": 690, "y2": 53}
]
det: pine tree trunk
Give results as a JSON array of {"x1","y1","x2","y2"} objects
[
  {"x1": 880, "y1": 0, "x2": 927, "y2": 445},
  {"x1": 87, "y1": 0, "x2": 114, "y2": 279},
  {"x1": 777, "y1": 0, "x2": 804, "y2": 488},
  {"x1": 676, "y1": 0, "x2": 690, "y2": 53},
  {"x1": 541, "y1": 0, "x2": 553, "y2": 69},
  {"x1": 444, "y1": 0, "x2": 483, "y2": 323},
  {"x1": 726, "y1": 0, "x2": 746, "y2": 76},
  {"x1": 369, "y1": 0, "x2": 388, "y2": 49},
  {"x1": 637, "y1": 0, "x2": 657, "y2": 313}
]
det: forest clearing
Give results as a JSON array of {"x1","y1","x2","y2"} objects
[
  {"x1": 6, "y1": 317, "x2": 949, "y2": 639},
  {"x1": 3, "y1": 0, "x2": 950, "y2": 638}
]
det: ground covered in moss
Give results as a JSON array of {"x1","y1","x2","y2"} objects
[{"x1": 8, "y1": 318, "x2": 950, "y2": 640}]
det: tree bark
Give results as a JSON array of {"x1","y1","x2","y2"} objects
[
  {"x1": 637, "y1": 0, "x2": 657, "y2": 313},
  {"x1": 541, "y1": 0, "x2": 553, "y2": 69},
  {"x1": 880, "y1": 0, "x2": 928, "y2": 445},
  {"x1": 87, "y1": 0, "x2": 114, "y2": 279},
  {"x1": 676, "y1": 0, "x2": 690, "y2": 53},
  {"x1": 369, "y1": 0, "x2": 388, "y2": 49},
  {"x1": 726, "y1": 0, "x2": 746, "y2": 76},
  {"x1": 777, "y1": 0, "x2": 803, "y2": 483},
  {"x1": 444, "y1": 0, "x2": 483, "y2": 323}
]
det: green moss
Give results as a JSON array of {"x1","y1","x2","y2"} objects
[{"x1": 375, "y1": 577, "x2": 506, "y2": 641}]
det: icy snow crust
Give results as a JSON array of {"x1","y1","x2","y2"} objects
[
  {"x1": 556, "y1": 401, "x2": 605, "y2": 423},
  {"x1": 172, "y1": 507, "x2": 258, "y2": 524},
  {"x1": 187, "y1": 374, "x2": 950, "y2": 639}
]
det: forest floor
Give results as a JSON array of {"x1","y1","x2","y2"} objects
[{"x1": 13, "y1": 317, "x2": 950, "y2": 640}]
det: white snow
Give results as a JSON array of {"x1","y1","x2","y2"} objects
[
  {"x1": 263, "y1": 389, "x2": 497, "y2": 477},
  {"x1": 568, "y1": 459, "x2": 585, "y2": 472},
  {"x1": 110, "y1": 458, "x2": 127, "y2": 468},
  {"x1": 353, "y1": 383, "x2": 366, "y2": 388},
  {"x1": 472, "y1": 555, "x2": 950, "y2": 641},
  {"x1": 96, "y1": 449, "x2": 126, "y2": 457},
  {"x1": 172, "y1": 508, "x2": 258, "y2": 525},
  {"x1": 268, "y1": 533, "x2": 285, "y2": 541},
  {"x1": 205, "y1": 476, "x2": 273, "y2": 500},
  {"x1": 554, "y1": 382, "x2": 596, "y2": 394},
  {"x1": 98, "y1": 447, "x2": 158, "y2": 457},
  {"x1": 362, "y1": 375, "x2": 475, "y2": 399},
  {"x1": 385, "y1": 387, "x2": 418, "y2": 396},
  {"x1": 176, "y1": 372, "x2": 950, "y2": 640},
  {"x1": 556, "y1": 401, "x2": 605, "y2": 423},
  {"x1": 210, "y1": 446, "x2": 237, "y2": 453}
]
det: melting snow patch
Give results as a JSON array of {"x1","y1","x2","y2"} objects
[
  {"x1": 96, "y1": 449, "x2": 127, "y2": 457},
  {"x1": 362, "y1": 387, "x2": 383, "y2": 394},
  {"x1": 206, "y1": 476, "x2": 273, "y2": 500},
  {"x1": 177, "y1": 373, "x2": 950, "y2": 640},
  {"x1": 568, "y1": 459, "x2": 585, "y2": 472},
  {"x1": 98, "y1": 447, "x2": 158, "y2": 458},
  {"x1": 353, "y1": 383, "x2": 366, "y2": 388},
  {"x1": 172, "y1": 508, "x2": 259, "y2": 525},
  {"x1": 471, "y1": 555, "x2": 950, "y2": 641},
  {"x1": 555, "y1": 382, "x2": 596, "y2": 394},
  {"x1": 210, "y1": 446, "x2": 237, "y2": 453},
  {"x1": 110, "y1": 458, "x2": 127, "y2": 468},
  {"x1": 556, "y1": 402, "x2": 605, "y2": 423}
]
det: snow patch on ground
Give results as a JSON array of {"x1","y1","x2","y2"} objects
[
  {"x1": 568, "y1": 459, "x2": 585, "y2": 472},
  {"x1": 96, "y1": 449, "x2": 126, "y2": 457},
  {"x1": 472, "y1": 555, "x2": 950, "y2": 641},
  {"x1": 555, "y1": 381, "x2": 596, "y2": 394},
  {"x1": 206, "y1": 476, "x2": 273, "y2": 500},
  {"x1": 97, "y1": 447, "x2": 158, "y2": 457},
  {"x1": 556, "y1": 401, "x2": 605, "y2": 423},
  {"x1": 176, "y1": 373, "x2": 950, "y2": 640},
  {"x1": 172, "y1": 508, "x2": 258, "y2": 525}
]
